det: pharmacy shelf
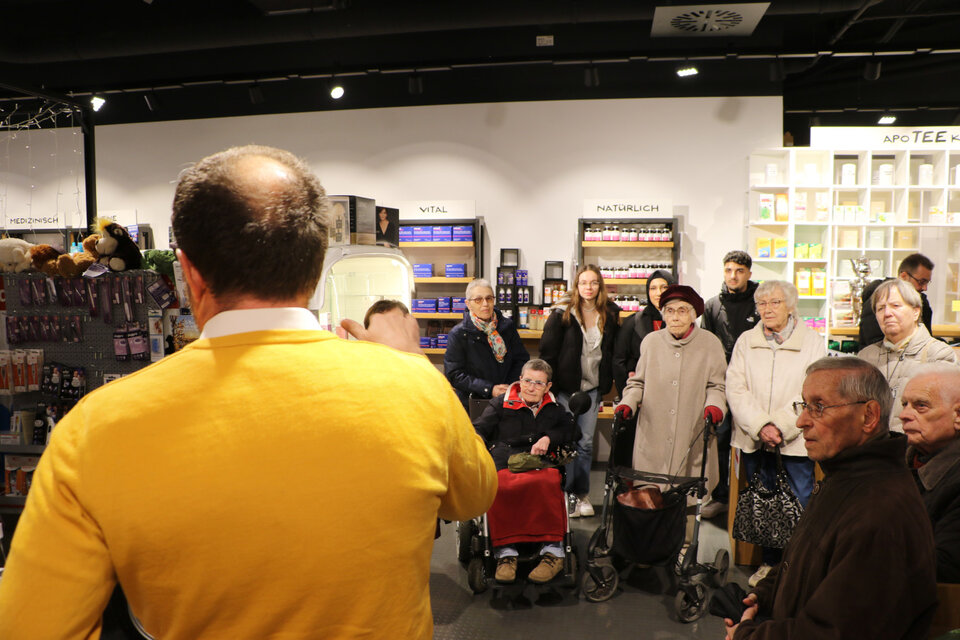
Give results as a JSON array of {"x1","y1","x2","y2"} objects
[
  {"x1": 413, "y1": 277, "x2": 473, "y2": 284},
  {"x1": 798, "y1": 295, "x2": 827, "y2": 300},
  {"x1": 749, "y1": 220, "x2": 790, "y2": 226},
  {"x1": 581, "y1": 241, "x2": 674, "y2": 248},
  {"x1": 517, "y1": 329, "x2": 543, "y2": 340},
  {"x1": 422, "y1": 348, "x2": 446, "y2": 355},
  {"x1": 412, "y1": 312, "x2": 462, "y2": 320},
  {"x1": 0, "y1": 444, "x2": 45, "y2": 455},
  {"x1": 399, "y1": 241, "x2": 474, "y2": 248},
  {"x1": 604, "y1": 279, "x2": 649, "y2": 285}
]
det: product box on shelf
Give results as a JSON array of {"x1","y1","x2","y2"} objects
[
  {"x1": 413, "y1": 263, "x2": 434, "y2": 278},
  {"x1": 452, "y1": 226, "x2": 474, "y2": 242},
  {"x1": 437, "y1": 333, "x2": 448, "y2": 348},
  {"x1": 419, "y1": 337, "x2": 433, "y2": 349},
  {"x1": 412, "y1": 298, "x2": 438, "y2": 313},
  {"x1": 774, "y1": 238, "x2": 788, "y2": 258},
  {"x1": 445, "y1": 263, "x2": 467, "y2": 278},
  {"x1": 431, "y1": 226, "x2": 453, "y2": 241},
  {"x1": 399, "y1": 226, "x2": 415, "y2": 242},
  {"x1": 411, "y1": 226, "x2": 434, "y2": 242},
  {"x1": 756, "y1": 237, "x2": 772, "y2": 258},
  {"x1": 808, "y1": 242, "x2": 823, "y2": 259},
  {"x1": 437, "y1": 297, "x2": 452, "y2": 313},
  {"x1": 452, "y1": 297, "x2": 467, "y2": 312},
  {"x1": 328, "y1": 195, "x2": 376, "y2": 246},
  {"x1": 758, "y1": 195, "x2": 774, "y2": 221},
  {"x1": 774, "y1": 194, "x2": 789, "y2": 222}
]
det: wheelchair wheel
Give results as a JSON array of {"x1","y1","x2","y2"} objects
[
  {"x1": 712, "y1": 549, "x2": 730, "y2": 587},
  {"x1": 467, "y1": 557, "x2": 489, "y2": 594},
  {"x1": 674, "y1": 582, "x2": 707, "y2": 622},
  {"x1": 580, "y1": 563, "x2": 618, "y2": 602},
  {"x1": 456, "y1": 521, "x2": 476, "y2": 564},
  {"x1": 567, "y1": 550, "x2": 578, "y2": 585}
]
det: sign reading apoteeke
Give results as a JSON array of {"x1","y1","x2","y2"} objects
[
  {"x1": 811, "y1": 126, "x2": 960, "y2": 149},
  {"x1": 582, "y1": 199, "x2": 672, "y2": 217}
]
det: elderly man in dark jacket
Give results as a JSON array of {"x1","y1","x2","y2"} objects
[
  {"x1": 727, "y1": 357, "x2": 937, "y2": 640},
  {"x1": 900, "y1": 364, "x2": 960, "y2": 583}
]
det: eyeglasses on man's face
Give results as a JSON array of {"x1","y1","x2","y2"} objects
[
  {"x1": 756, "y1": 299, "x2": 784, "y2": 310},
  {"x1": 520, "y1": 378, "x2": 547, "y2": 388},
  {"x1": 904, "y1": 272, "x2": 931, "y2": 287},
  {"x1": 792, "y1": 400, "x2": 867, "y2": 418},
  {"x1": 467, "y1": 296, "x2": 495, "y2": 305}
]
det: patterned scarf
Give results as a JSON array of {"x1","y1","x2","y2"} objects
[
  {"x1": 762, "y1": 315, "x2": 795, "y2": 345},
  {"x1": 471, "y1": 311, "x2": 507, "y2": 363}
]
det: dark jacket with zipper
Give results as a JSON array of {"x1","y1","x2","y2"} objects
[
  {"x1": 612, "y1": 268, "x2": 675, "y2": 395},
  {"x1": 736, "y1": 433, "x2": 937, "y2": 640},
  {"x1": 701, "y1": 280, "x2": 761, "y2": 362},
  {"x1": 539, "y1": 300, "x2": 620, "y2": 396},
  {"x1": 909, "y1": 436, "x2": 960, "y2": 583},
  {"x1": 472, "y1": 382, "x2": 578, "y2": 470},
  {"x1": 444, "y1": 309, "x2": 529, "y2": 410}
]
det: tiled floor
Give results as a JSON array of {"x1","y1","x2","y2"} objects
[{"x1": 431, "y1": 470, "x2": 753, "y2": 640}]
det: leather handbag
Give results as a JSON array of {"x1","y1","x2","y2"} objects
[{"x1": 731, "y1": 448, "x2": 803, "y2": 549}]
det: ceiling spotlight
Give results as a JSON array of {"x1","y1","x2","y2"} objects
[
  {"x1": 878, "y1": 114, "x2": 897, "y2": 125},
  {"x1": 248, "y1": 85, "x2": 265, "y2": 105},
  {"x1": 143, "y1": 92, "x2": 160, "y2": 113},
  {"x1": 330, "y1": 85, "x2": 345, "y2": 100},
  {"x1": 408, "y1": 75, "x2": 423, "y2": 96},
  {"x1": 584, "y1": 66, "x2": 600, "y2": 88},
  {"x1": 864, "y1": 60, "x2": 882, "y2": 82},
  {"x1": 90, "y1": 96, "x2": 106, "y2": 112},
  {"x1": 676, "y1": 65, "x2": 699, "y2": 78}
]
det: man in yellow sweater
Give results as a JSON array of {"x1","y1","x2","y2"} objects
[{"x1": 0, "y1": 145, "x2": 497, "y2": 639}]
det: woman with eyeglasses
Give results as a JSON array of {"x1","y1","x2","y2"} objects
[
  {"x1": 725, "y1": 280, "x2": 825, "y2": 587},
  {"x1": 857, "y1": 278, "x2": 957, "y2": 432},
  {"x1": 445, "y1": 278, "x2": 530, "y2": 411},
  {"x1": 539, "y1": 264, "x2": 620, "y2": 518}
]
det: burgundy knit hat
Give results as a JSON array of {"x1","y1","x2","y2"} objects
[{"x1": 658, "y1": 284, "x2": 705, "y2": 317}]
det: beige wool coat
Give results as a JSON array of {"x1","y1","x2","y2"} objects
[
  {"x1": 858, "y1": 324, "x2": 958, "y2": 432},
  {"x1": 726, "y1": 320, "x2": 826, "y2": 457},
  {"x1": 619, "y1": 326, "x2": 727, "y2": 489}
]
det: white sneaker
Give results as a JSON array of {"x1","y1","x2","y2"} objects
[
  {"x1": 700, "y1": 500, "x2": 727, "y2": 520},
  {"x1": 748, "y1": 563, "x2": 773, "y2": 588},
  {"x1": 568, "y1": 495, "x2": 581, "y2": 519},
  {"x1": 579, "y1": 496, "x2": 595, "y2": 517}
]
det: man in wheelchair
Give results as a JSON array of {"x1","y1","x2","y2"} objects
[{"x1": 472, "y1": 358, "x2": 579, "y2": 584}]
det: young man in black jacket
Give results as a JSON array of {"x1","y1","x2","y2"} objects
[{"x1": 701, "y1": 250, "x2": 760, "y2": 519}]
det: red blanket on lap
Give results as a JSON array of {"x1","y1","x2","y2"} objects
[{"x1": 487, "y1": 468, "x2": 566, "y2": 547}]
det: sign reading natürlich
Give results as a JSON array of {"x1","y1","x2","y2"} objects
[
  {"x1": 396, "y1": 200, "x2": 476, "y2": 221},
  {"x1": 810, "y1": 126, "x2": 960, "y2": 150},
  {"x1": 582, "y1": 199, "x2": 672, "y2": 217}
]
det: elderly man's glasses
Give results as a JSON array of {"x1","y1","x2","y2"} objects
[
  {"x1": 520, "y1": 378, "x2": 547, "y2": 388},
  {"x1": 467, "y1": 296, "x2": 495, "y2": 305},
  {"x1": 904, "y1": 272, "x2": 931, "y2": 287},
  {"x1": 792, "y1": 400, "x2": 867, "y2": 418},
  {"x1": 756, "y1": 299, "x2": 784, "y2": 309}
]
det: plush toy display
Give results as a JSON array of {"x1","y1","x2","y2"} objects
[
  {"x1": 142, "y1": 249, "x2": 177, "y2": 279},
  {"x1": 29, "y1": 244, "x2": 63, "y2": 277},
  {"x1": 0, "y1": 238, "x2": 37, "y2": 273},
  {"x1": 96, "y1": 219, "x2": 142, "y2": 271},
  {"x1": 56, "y1": 235, "x2": 101, "y2": 278}
]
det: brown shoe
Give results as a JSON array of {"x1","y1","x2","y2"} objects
[
  {"x1": 495, "y1": 556, "x2": 517, "y2": 583},
  {"x1": 527, "y1": 553, "x2": 563, "y2": 583}
]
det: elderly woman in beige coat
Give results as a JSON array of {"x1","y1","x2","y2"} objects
[
  {"x1": 614, "y1": 285, "x2": 727, "y2": 499},
  {"x1": 858, "y1": 278, "x2": 958, "y2": 432},
  {"x1": 726, "y1": 280, "x2": 825, "y2": 586}
]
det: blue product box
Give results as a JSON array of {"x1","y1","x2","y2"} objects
[
  {"x1": 517, "y1": 270, "x2": 528, "y2": 286},
  {"x1": 419, "y1": 337, "x2": 432, "y2": 349},
  {"x1": 437, "y1": 296, "x2": 452, "y2": 312},
  {"x1": 452, "y1": 225, "x2": 474, "y2": 241},
  {"x1": 445, "y1": 263, "x2": 467, "y2": 278},
  {"x1": 437, "y1": 333, "x2": 448, "y2": 348},
  {"x1": 412, "y1": 226, "x2": 434, "y2": 242},
  {"x1": 413, "y1": 263, "x2": 433, "y2": 277},
  {"x1": 452, "y1": 297, "x2": 467, "y2": 312},
  {"x1": 431, "y1": 226, "x2": 453, "y2": 241},
  {"x1": 412, "y1": 298, "x2": 438, "y2": 312},
  {"x1": 430, "y1": 337, "x2": 438, "y2": 349}
]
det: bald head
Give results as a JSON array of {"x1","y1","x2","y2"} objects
[
  {"x1": 172, "y1": 145, "x2": 329, "y2": 304},
  {"x1": 900, "y1": 364, "x2": 960, "y2": 455}
]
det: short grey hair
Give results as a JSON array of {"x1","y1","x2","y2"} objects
[
  {"x1": 755, "y1": 280, "x2": 798, "y2": 313},
  {"x1": 871, "y1": 278, "x2": 922, "y2": 313},
  {"x1": 465, "y1": 278, "x2": 493, "y2": 299},
  {"x1": 908, "y1": 363, "x2": 960, "y2": 404},
  {"x1": 522, "y1": 358, "x2": 553, "y2": 381},
  {"x1": 805, "y1": 357, "x2": 892, "y2": 431}
]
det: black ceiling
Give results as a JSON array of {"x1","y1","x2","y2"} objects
[{"x1": 2, "y1": 0, "x2": 960, "y2": 144}]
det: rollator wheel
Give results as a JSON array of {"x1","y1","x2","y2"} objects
[
  {"x1": 712, "y1": 549, "x2": 730, "y2": 587},
  {"x1": 674, "y1": 582, "x2": 707, "y2": 622},
  {"x1": 456, "y1": 521, "x2": 477, "y2": 564},
  {"x1": 580, "y1": 563, "x2": 618, "y2": 602},
  {"x1": 587, "y1": 525, "x2": 611, "y2": 559},
  {"x1": 467, "y1": 557, "x2": 489, "y2": 594}
]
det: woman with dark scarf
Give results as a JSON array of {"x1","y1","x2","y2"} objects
[
  {"x1": 445, "y1": 278, "x2": 530, "y2": 411},
  {"x1": 612, "y1": 269, "x2": 676, "y2": 396}
]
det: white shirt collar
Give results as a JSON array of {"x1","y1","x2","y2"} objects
[{"x1": 199, "y1": 307, "x2": 321, "y2": 339}]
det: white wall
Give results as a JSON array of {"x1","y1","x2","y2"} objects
[{"x1": 3, "y1": 96, "x2": 782, "y2": 296}]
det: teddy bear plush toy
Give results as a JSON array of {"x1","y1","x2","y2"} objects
[
  {"x1": 96, "y1": 219, "x2": 142, "y2": 271},
  {"x1": 29, "y1": 244, "x2": 63, "y2": 277},
  {"x1": 56, "y1": 234, "x2": 101, "y2": 278},
  {"x1": 0, "y1": 237, "x2": 37, "y2": 273}
]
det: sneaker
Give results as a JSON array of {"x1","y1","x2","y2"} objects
[
  {"x1": 748, "y1": 563, "x2": 773, "y2": 588},
  {"x1": 527, "y1": 553, "x2": 563, "y2": 583},
  {"x1": 495, "y1": 556, "x2": 518, "y2": 583},
  {"x1": 568, "y1": 495, "x2": 581, "y2": 519},
  {"x1": 700, "y1": 500, "x2": 728, "y2": 520},
  {"x1": 578, "y1": 496, "x2": 595, "y2": 517}
]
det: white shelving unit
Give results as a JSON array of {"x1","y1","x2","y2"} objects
[{"x1": 748, "y1": 135, "x2": 960, "y2": 342}]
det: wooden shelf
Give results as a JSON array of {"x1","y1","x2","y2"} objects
[
  {"x1": 517, "y1": 329, "x2": 543, "y2": 340},
  {"x1": 605, "y1": 279, "x2": 648, "y2": 285},
  {"x1": 399, "y1": 241, "x2": 473, "y2": 248},
  {"x1": 422, "y1": 348, "x2": 446, "y2": 355},
  {"x1": 414, "y1": 277, "x2": 473, "y2": 283},
  {"x1": 619, "y1": 311, "x2": 637, "y2": 318},
  {"x1": 581, "y1": 241, "x2": 674, "y2": 248},
  {"x1": 828, "y1": 324, "x2": 960, "y2": 338},
  {"x1": 412, "y1": 312, "x2": 462, "y2": 320}
]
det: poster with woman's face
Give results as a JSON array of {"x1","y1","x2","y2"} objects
[{"x1": 375, "y1": 207, "x2": 399, "y2": 246}]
